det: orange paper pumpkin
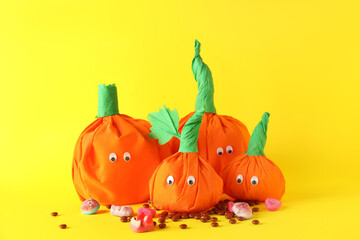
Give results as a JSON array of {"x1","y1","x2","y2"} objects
[
  {"x1": 148, "y1": 104, "x2": 223, "y2": 212},
  {"x1": 72, "y1": 84, "x2": 164, "y2": 205},
  {"x1": 221, "y1": 113, "x2": 285, "y2": 201},
  {"x1": 170, "y1": 40, "x2": 250, "y2": 175}
]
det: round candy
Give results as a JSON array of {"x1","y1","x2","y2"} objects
[{"x1": 81, "y1": 199, "x2": 100, "y2": 215}]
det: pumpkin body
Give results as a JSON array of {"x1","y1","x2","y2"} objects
[
  {"x1": 72, "y1": 114, "x2": 162, "y2": 205},
  {"x1": 221, "y1": 154, "x2": 285, "y2": 201},
  {"x1": 170, "y1": 112, "x2": 250, "y2": 175},
  {"x1": 149, "y1": 152, "x2": 223, "y2": 212}
]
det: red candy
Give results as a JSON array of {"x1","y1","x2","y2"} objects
[
  {"x1": 265, "y1": 198, "x2": 282, "y2": 211},
  {"x1": 137, "y1": 207, "x2": 156, "y2": 217},
  {"x1": 227, "y1": 201, "x2": 235, "y2": 212},
  {"x1": 130, "y1": 214, "x2": 155, "y2": 233}
]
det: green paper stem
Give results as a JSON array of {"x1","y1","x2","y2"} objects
[
  {"x1": 246, "y1": 112, "x2": 270, "y2": 156},
  {"x1": 179, "y1": 106, "x2": 206, "y2": 153},
  {"x1": 192, "y1": 40, "x2": 216, "y2": 114},
  {"x1": 97, "y1": 84, "x2": 119, "y2": 117}
]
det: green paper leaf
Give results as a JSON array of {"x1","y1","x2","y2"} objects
[
  {"x1": 148, "y1": 104, "x2": 181, "y2": 145},
  {"x1": 246, "y1": 112, "x2": 270, "y2": 156}
]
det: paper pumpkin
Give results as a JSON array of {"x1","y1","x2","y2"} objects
[
  {"x1": 221, "y1": 113, "x2": 285, "y2": 201},
  {"x1": 72, "y1": 84, "x2": 165, "y2": 205},
  {"x1": 148, "y1": 105, "x2": 223, "y2": 212},
  {"x1": 170, "y1": 40, "x2": 250, "y2": 176}
]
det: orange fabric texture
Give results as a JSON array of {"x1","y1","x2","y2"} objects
[
  {"x1": 170, "y1": 112, "x2": 250, "y2": 175},
  {"x1": 221, "y1": 155, "x2": 285, "y2": 201},
  {"x1": 149, "y1": 152, "x2": 223, "y2": 212},
  {"x1": 72, "y1": 114, "x2": 163, "y2": 205}
]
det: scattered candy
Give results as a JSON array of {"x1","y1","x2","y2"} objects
[
  {"x1": 232, "y1": 202, "x2": 253, "y2": 219},
  {"x1": 252, "y1": 220, "x2": 260, "y2": 225},
  {"x1": 211, "y1": 222, "x2": 219, "y2": 227},
  {"x1": 153, "y1": 221, "x2": 157, "y2": 226},
  {"x1": 210, "y1": 217, "x2": 218, "y2": 222},
  {"x1": 143, "y1": 204, "x2": 150, "y2": 208},
  {"x1": 51, "y1": 212, "x2": 58, "y2": 216},
  {"x1": 265, "y1": 198, "x2": 282, "y2": 211},
  {"x1": 80, "y1": 199, "x2": 100, "y2": 215},
  {"x1": 158, "y1": 218, "x2": 165, "y2": 223},
  {"x1": 236, "y1": 216, "x2": 244, "y2": 221},
  {"x1": 137, "y1": 207, "x2": 156, "y2": 217},
  {"x1": 229, "y1": 219, "x2": 237, "y2": 224},
  {"x1": 59, "y1": 224, "x2": 67, "y2": 229},
  {"x1": 252, "y1": 207, "x2": 259, "y2": 212},
  {"x1": 106, "y1": 205, "x2": 112, "y2": 209},
  {"x1": 110, "y1": 205, "x2": 134, "y2": 217},
  {"x1": 130, "y1": 214, "x2": 155, "y2": 233},
  {"x1": 159, "y1": 223, "x2": 166, "y2": 228},
  {"x1": 200, "y1": 217, "x2": 208, "y2": 223},
  {"x1": 120, "y1": 216, "x2": 128, "y2": 222},
  {"x1": 179, "y1": 224, "x2": 187, "y2": 229}
]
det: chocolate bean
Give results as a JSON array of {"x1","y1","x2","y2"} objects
[
  {"x1": 179, "y1": 224, "x2": 187, "y2": 229},
  {"x1": 211, "y1": 222, "x2": 219, "y2": 227},
  {"x1": 189, "y1": 213, "x2": 195, "y2": 218},
  {"x1": 106, "y1": 205, "x2": 112, "y2": 209},
  {"x1": 210, "y1": 217, "x2": 218, "y2": 222},
  {"x1": 154, "y1": 207, "x2": 160, "y2": 211},
  {"x1": 254, "y1": 200, "x2": 260, "y2": 205},
  {"x1": 229, "y1": 219, "x2": 237, "y2": 224},
  {"x1": 181, "y1": 213, "x2": 189, "y2": 219},
  {"x1": 207, "y1": 209, "x2": 214, "y2": 215},
  {"x1": 159, "y1": 223, "x2": 166, "y2": 228},
  {"x1": 225, "y1": 213, "x2": 234, "y2": 219},
  {"x1": 218, "y1": 210, "x2": 226, "y2": 215},
  {"x1": 171, "y1": 216, "x2": 180, "y2": 222},
  {"x1": 236, "y1": 216, "x2": 244, "y2": 221},
  {"x1": 158, "y1": 218, "x2": 165, "y2": 223},
  {"x1": 252, "y1": 220, "x2": 260, "y2": 225},
  {"x1": 252, "y1": 207, "x2": 259, "y2": 212},
  {"x1": 224, "y1": 199, "x2": 230, "y2": 203},
  {"x1": 247, "y1": 201, "x2": 255, "y2": 206},
  {"x1": 153, "y1": 221, "x2": 157, "y2": 226},
  {"x1": 194, "y1": 215, "x2": 202, "y2": 220},
  {"x1": 59, "y1": 224, "x2": 67, "y2": 229},
  {"x1": 120, "y1": 216, "x2": 128, "y2": 222},
  {"x1": 143, "y1": 204, "x2": 150, "y2": 208},
  {"x1": 200, "y1": 217, "x2": 208, "y2": 223},
  {"x1": 160, "y1": 211, "x2": 169, "y2": 216},
  {"x1": 51, "y1": 212, "x2": 58, "y2": 216}
]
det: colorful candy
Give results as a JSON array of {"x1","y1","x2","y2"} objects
[
  {"x1": 265, "y1": 198, "x2": 282, "y2": 211},
  {"x1": 130, "y1": 214, "x2": 155, "y2": 233},
  {"x1": 232, "y1": 202, "x2": 253, "y2": 220},
  {"x1": 110, "y1": 205, "x2": 134, "y2": 217},
  {"x1": 80, "y1": 199, "x2": 100, "y2": 215}
]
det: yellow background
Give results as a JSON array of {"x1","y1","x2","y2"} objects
[{"x1": 1, "y1": 0, "x2": 359, "y2": 239}]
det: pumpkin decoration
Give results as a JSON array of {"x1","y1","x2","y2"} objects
[
  {"x1": 72, "y1": 84, "x2": 166, "y2": 205},
  {"x1": 221, "y1": 112, "x2": 285, "y2": 201},
  {"x1": 148, "y1": 104, "x2": 223, "y2": 212},
  {"x1": 170, "y1": 40, "x2": 250, "y2": 176}
]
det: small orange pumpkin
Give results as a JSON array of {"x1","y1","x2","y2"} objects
[
  {"x1": 221, "y1": 112, "x2": 285, "y2": 201},
  {"x1": 148, "y1": 105, "x2": 223, "y2": 212},
  {"x1": 170, "y1": 40, "x2": 250, "y2": 176},
  {"x1": 72, "y1": 84, "x2": 167, "y2": 205}
]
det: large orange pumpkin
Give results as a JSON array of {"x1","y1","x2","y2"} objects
[
  {"x1": 148, "y1": 105, "x2": 223, "y2": 212},
  {"x1": 170, "y1": 40, "x2": 250, "y2": 176},
  {"x1": 221, "y1": 112, "x2": 285, "y2": 201},
  {"x1": 72, "y1": 84, "x2": 167, "y2": 205}
]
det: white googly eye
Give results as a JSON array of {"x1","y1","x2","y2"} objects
[
  {"x1": 109, "y1": 153, "x2": 117, "y2": 162},
  {"x1": 216, "y1": 147, "x2": 224, "y2": 156},
  {"x1": 167, "y1": 176, "x2": 174, "y2": 186},
  {"x1": 251, "y1": 176, "x2": 259, "y2": 186},
  {"x1": 236, "y1": 174, "x2": 243, "y2": 184},
  {"x1": 123, "y1": 152, "x2": 131, "y2": 162},
  {"x1": 226, "y1": 145, "x2": 233, "y2": 154},
  {"x1": 187, "y1": 176, "x2": 195, "y2": 186}
]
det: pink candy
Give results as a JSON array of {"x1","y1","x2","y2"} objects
[
  {"x1": 80, "y1": 199, "x2": 100, "y2": 215},
  {"x1": 232, "y1": 202, "x2": 253, "y2": 219},
  {"x1": 227, "y1": 201, "x2": 235, "y2": 213},
  {"x1": 265, "y1": 198, "x2": 282, "y2": 211},
  {"x1": 130, "y1": 213, "x2": 154, "y2": 233},
  {"x1": 137, "y1": 207, "x2": 156, "y2": 217},
  {"x1": 110, "y1": 205, "x2": 134, "y2": 217}
]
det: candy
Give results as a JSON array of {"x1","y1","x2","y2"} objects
[
  {"x1": 265, "y1": 198, "x2": 282, "y2": 211},
  {"x1": 232, "y1": 202, "x2": 253, "y2": 219},
  {"x1": 130, "y1": 214, "x2": 155, "y2": 233},
  {"x1": 110, "y1": 205, "x2": 134, "y2": 217},
  {"x1": 80, "y1": 199, "x2": 100, "y2": 215},
  {"x1": 137, "y1": 207, "x2": 156, "y2": 217},
  {"x1": 227, "y1": 201, "x2": 235, "y2": 212}
]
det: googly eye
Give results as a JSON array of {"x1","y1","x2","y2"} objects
[
  {"x1": 187, "y1": 176, "x2": 195, "y2": 186},
  {"x1": 216, "y1": 147, "x2": 224, "y2": 156},
  {"x1": 251, "y1": 176, "x2": 259, "y2": 186},
  {"x1": 226, "y1": 145, "x2": 233, "y2": 154},
  {"x1": 167, "y1": 176, "x2": 174, "y2": 186},
  {"x1": 123, "y1": 152, "x2": 131, "y2": 162},
  {"x1": 236, "y1": 174, "x2": 243, "y2": 184},
  {"x1": 109, "y1": 153, "x2": 117, "y2": 162}
]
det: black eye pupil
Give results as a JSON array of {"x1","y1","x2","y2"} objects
[
  {"x1": 125, "y1": 157, "x2": 129, "y2": 161},
  {"x1": 168, "y1": 180, "x2": 172, "y2": 185},
  {"x1": 252, "y1": 181, "x2": 256, "y2": 185},
  {"x1": 218, "y1": 152, "x2": 223, "y2": 155},
  {"x1": 189, "y1": 180, "x2": 193, "y2": 185},
  {"x1": 228, "y1": 150, "x2": 232, "y2": 153},
  {"x1": 111, "y1": 157, "x2": 115, "y2": 161},
  {"x1": 237, "y1": 179, "x2": 241, "y2": 183}
]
